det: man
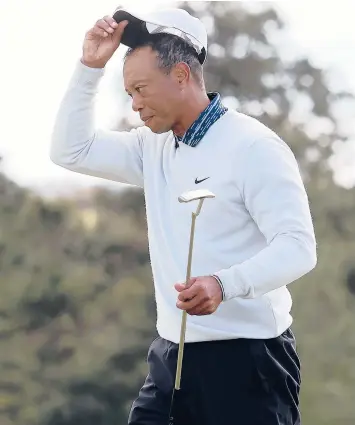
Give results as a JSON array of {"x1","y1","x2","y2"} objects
[{"x1": 50, "y1": 7, "x2": 317, "y2": 425}]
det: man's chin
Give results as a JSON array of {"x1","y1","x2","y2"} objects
[
  {"x1": 145, "y1": 120, "x2": 171, "y2": 134},
  {"x1": 149, "y1": 128, "x2": 168, "y2": 134}
]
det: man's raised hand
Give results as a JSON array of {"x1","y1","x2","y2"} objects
[{"x1": 81, "y1": 16, "x2": 128, "y2": 68}]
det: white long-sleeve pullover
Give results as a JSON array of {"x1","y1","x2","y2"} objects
[{"x1": 50, "y1": 61, "x2": 317, "y2": 343}]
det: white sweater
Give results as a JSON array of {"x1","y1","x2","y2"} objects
[{"x1": 50, "y1": 60, "x2": 317, "y2": 343}]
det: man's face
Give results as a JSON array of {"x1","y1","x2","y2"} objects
[{"x1": 123, "y1": 47, "x2": 184, "y2": 134}]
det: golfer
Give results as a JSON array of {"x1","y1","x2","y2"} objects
[{"x1": 50, "y1": 7, "x2": 317, "y2": 425}]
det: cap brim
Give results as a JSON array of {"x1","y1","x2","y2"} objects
[{"x1": 112, "y1": 9, "x2": 150, "y2": 49}]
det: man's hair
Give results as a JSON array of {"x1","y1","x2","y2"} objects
[{"x1": 124, "y1": 33, "x2": 205, "y2": 88}]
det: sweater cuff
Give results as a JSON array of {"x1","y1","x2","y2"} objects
[
  {"x1": 71, "y1": 59, "x2": 106, "y2": 87},
  {"x1": 212, "y1": 269, "x2": 247, "y2": 301},
  {"x1": 211, "y1": 275, "x2": 226, "y2": 301}
]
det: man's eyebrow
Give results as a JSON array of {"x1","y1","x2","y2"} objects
[{"x1": 125, "y1": 79, "x2": 150, "y2": 90}]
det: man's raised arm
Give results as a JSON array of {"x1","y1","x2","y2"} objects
[{"x1": 50, "y1": 16, "x2": 144, "y2": 187}]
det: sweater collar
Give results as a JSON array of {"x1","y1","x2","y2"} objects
[{"x1": 174, "y1": 92, "x2": 228, "y2": 147}]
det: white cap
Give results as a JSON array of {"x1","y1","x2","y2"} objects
[{"x1": 112, "y1": 7, "x2": 208, "y2": 64}]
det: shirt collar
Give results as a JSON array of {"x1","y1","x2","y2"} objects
[{"x1": 174, "y1": 92, "x2": 228, "y2": 147}]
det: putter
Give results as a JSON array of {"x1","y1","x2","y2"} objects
[{"x1": 168, "y1": 189, "x2": 215, "y2": 425}]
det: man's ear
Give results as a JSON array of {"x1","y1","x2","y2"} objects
[{"x1": 172, "y1": 62, "x2": 191, "y2": 87}]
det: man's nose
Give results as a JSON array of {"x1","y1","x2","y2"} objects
[{"x1": 132, "y1": 95, "x2": 143, "y2": 113}]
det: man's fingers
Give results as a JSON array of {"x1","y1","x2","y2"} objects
[
  {"x1": 174, "y1": 277, "x2": 197, "y2": 293},
  {"x1": 92, "y1": 18, "x2": 127, "y2": 39},
  {"x1": 184, "y1": 277, "x2": 197, "y2": 289},
  {"x1": 175, "y1": 276, "x2": 223, "y2": 316},
  {"x1": 178, "y1": 286, "x2": 199, "y2": 302},
  {"x1": 187, "y1": 301, "x2": 217, "y2": 316},
  {"x1": 92, "y1": 26, "x2": 109, "y2": 38},
  {"x1": 177, "y1": 292, "x2": 205, "y2": 310},
  {"x1": 103, "y1": 15, "x2": 119, "y2": 28},
  {"x1": 177, "y1": 283, "x2": 200, "y2": 301},
  {"x1": 187, "y1": 306, "x2": 209, "y2": 316},
  {"x1": 96, "y1": 18, "x2": 115, "y2": 34},
  {"x1": 112, "y1": 20, "x2": 129, "y2": 39},
  {"x1": 181, "y1": 281, "x2": 202, "y2": 299}
]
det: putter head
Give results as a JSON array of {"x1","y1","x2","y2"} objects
[{"x1": 178, "y1": 189, "x2": 216, "y2": 203}]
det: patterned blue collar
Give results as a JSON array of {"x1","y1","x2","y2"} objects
[{"x1": 174, "y1": 92, "x2": 227, "y2": 147}]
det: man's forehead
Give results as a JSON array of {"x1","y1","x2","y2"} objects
[
  {"x1": 125, "y1": 46, "x2": 158, "y2": 66},
  {"x1": 123, "y1": 67, "x2": 152, "y2": 88},
  {"x1": 123, "y1": 49, "x2": 161, "y2": 86}
]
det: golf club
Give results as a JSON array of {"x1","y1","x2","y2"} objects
[{"x1": 168, "y1": 189, "x2": 216, "y2": 425}]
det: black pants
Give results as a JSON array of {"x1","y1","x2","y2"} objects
[{"x1": 128, "y1": 328, "x2": 301, "y2": 425}]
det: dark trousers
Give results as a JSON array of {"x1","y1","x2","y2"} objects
[{"x1": 128, "y1": 328, "x2": 301, "y2": 425}]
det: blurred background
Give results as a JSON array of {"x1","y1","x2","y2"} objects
[{"x1": 1, "y1": 1, "x2": 355, "y2": 424}]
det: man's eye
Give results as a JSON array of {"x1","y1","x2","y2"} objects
[{"x1": 136, "y1": 87, "x2": 142, "y2": 93}]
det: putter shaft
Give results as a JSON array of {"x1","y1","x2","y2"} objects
[{"x1": 174, "y1": 198, "x2": 204, "y2": 390}]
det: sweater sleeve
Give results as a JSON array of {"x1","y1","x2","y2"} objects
[
  {"x1": 213, "y1": 136, "x2": 317, "y2": 300},
  {"x1": 50, "y1": 60, "x2": 144, "y2": 187}
]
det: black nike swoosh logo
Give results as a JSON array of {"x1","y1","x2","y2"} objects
[{"x1": 195, "y1": 177, "x2": 210, "y2": 184}]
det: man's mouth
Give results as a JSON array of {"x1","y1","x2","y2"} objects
[{"x1": 142, "y1": 116, "x2": 153, "y2": 124}]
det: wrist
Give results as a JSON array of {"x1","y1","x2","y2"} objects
[{"x1": 80, "y1": 57, "x2": 106, "y2": 69}]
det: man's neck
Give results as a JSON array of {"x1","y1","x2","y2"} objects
[{"x1": 172, "y1": 91, "x2": 211, "y2": 138}]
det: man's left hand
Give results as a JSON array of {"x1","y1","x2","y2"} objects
[{"x1": 174, "y1": 276, "x2": 223, "y2": 316}]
